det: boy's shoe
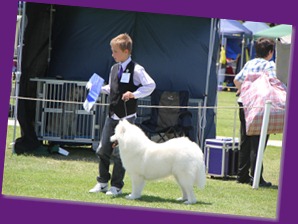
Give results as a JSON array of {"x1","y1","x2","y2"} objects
[
  {"x1": 236, "y1": 176, "x2": 252, "y2": 184},
  {"x1": 259, "y1": 179, "x2": 272, "y2": 187},
  {"x1": 106, "y1": 186, "x2": 122, "y2": 196},
  {"x1": 89, "y1": 182, "x2": 108, "y2": 193},
  {"x1": 249, "y1": 178, "x2": 272, "y2": 187}
]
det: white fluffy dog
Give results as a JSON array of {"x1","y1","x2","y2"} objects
[{"x1": 110, "y1": 119, "x2": 206, "y2": 204}]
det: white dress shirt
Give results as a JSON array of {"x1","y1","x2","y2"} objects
[{"x1": 101, "y1": 56, "x2": 156, "y2": 120}]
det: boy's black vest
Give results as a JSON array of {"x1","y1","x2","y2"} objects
[{"x1": 109, "y1": 61, "x2": 139, "y2": 118}]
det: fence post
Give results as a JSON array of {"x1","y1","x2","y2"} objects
[{"x1": 252, "y1": 100, "x2": 272, "y2": 189}]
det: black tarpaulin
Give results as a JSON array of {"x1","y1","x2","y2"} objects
[{"x1": 16, "y1": 3, "x2": 219, "y2": 152}]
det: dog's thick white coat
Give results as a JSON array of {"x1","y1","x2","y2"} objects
[{"x1": 110, "y1": 120, "x2": 206, "y2": 204}]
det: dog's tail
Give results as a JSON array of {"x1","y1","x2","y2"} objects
[{"x1": 196, "y1": 161, "x2": 206, "y2": 189}]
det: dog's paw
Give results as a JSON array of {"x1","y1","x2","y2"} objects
[{"x1": 125, "y1": 194, "x2": 141, "y2": 200}]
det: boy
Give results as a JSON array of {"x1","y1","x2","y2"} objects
[
  {"x1": 234, "y1": 37, "x2": 275, "y2": 187},
  {"x1": 89, "y1": 33, "x2": 156, "y2": 196}
]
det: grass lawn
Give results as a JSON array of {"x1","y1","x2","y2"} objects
[{"x1": 2, "y1": 91, "x2": 283, "y2": 220}]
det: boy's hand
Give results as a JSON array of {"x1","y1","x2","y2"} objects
[
  {"x1": 86, "y1": 81, "x2": 92, "y2": 90},
  {"x1": 112, "y1": 141, "x2": 118, "y2": 148},
  {"x1": 122, "y1": 91, "x2": 134, "y2": 101}
]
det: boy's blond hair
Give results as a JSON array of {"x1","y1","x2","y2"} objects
[{"x1": 110, "y1": 33, "x2": 133, "y2": 53}]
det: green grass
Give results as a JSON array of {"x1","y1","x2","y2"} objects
[{"x1": 2, "y1": 91, "x2": 284, "y2": 219}]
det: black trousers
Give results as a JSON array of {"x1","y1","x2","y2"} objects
[
  {"x1": 96, "y1": 116, "x2": 136, "y2": 189},
  {"x1": 237, "y1": 102, "x2": 269, "y2": 183}
]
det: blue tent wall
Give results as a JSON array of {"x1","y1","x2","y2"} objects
[
  {"x1": 226, "y1": 38, "x2": 242, "y2": 60},
  {"x1": 47, "y1": 6, "x2": 219, "y2": 141},
  {"x1": 19, "y1": 3, "x2": 219, "y2": 150},
  {"x1": 220, "y1": 19, "x2": 252, "y2": 59},
  {"x1": 133, "y1": 13, "x2": 217, "y2": 99},
  {"x1": 48, "y1": 7, "x2": 136, "y2": 81},
  {"x1": 243, "y1": 21, "x2": 270, "y2": 34},
  {"x1": 48, "y1": 7, "x2": 218, "y2": 101},
  {"x1": 220, "y1": 19, "x2": 252, "y2": 38}
]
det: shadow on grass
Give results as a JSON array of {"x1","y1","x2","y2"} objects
[
  {"x1": 15, "y1": 144, "x2": 99, "y2": 163},
  {"x1": 208, "y1": 176, "x2": 279, "y2": 190},
  {"x1": 208, "y1": 176, "x2": 237, "y2": 181},
  {"x1": 110, "y1": 193, "x2": 212, "y2": 206}
]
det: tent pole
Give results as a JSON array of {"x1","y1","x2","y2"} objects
[
  {"x1": 48, "y1": 5, "x2": 54, "y2": 66},
  {"x1": 214, "y1": 34, "x2": 225, "y2": 137},
  {"x1": 12, "y1": 2, "x2": 26, "y2": 154},
  {"x1": 240, "y1": 35, "x2": 245, "y2": 69},
  {"x1": 215, "y1": 35, "x2": 224, "y2": 129},
  {"x1": 200, "y1": 18, "x2": 217, "y2": 149},
  {"x1": 250, "y1": 39, "x2": 254, "y2": 59}
]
